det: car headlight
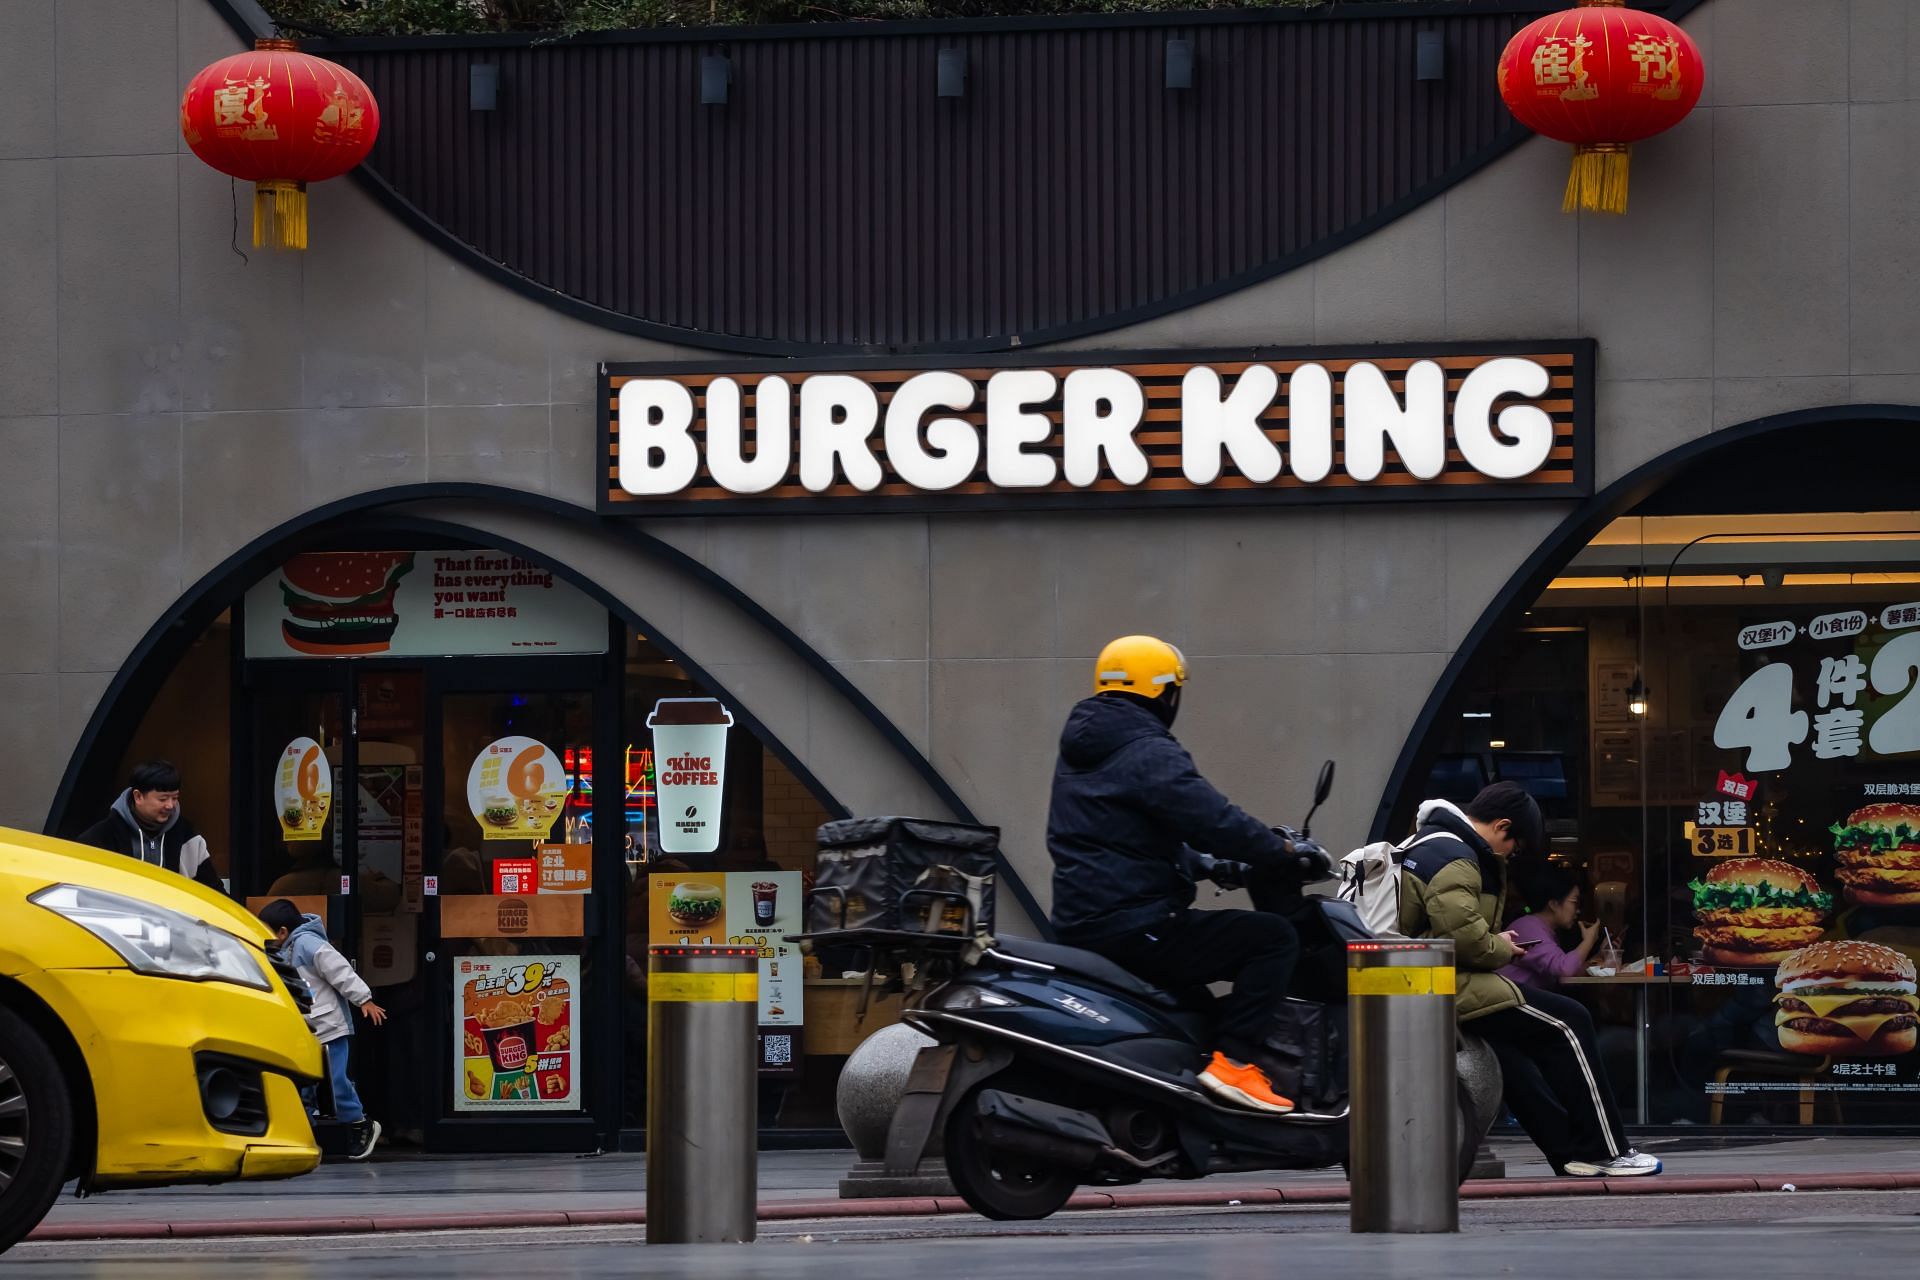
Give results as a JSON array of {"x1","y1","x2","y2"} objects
[{"x1": 30, "y1": 884, "x2": 270, "y2": 991}]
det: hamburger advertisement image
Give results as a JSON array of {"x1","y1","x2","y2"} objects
[
  {"x1": 1690, "y1": 857, "x2": 1834, "y2": 968},
  {"x1": 244, "y1": 549, "x2": 609, "y2": 660},
  {"x1": 665, "y1": 881, "x2": 723, "y2": 931},
  {"x1": 1774, "y1": 940, "x2": 1919, "y2": 1058},
  {"x1": 1831, "y1": 803, "x2": 1920, "y2": 906}
]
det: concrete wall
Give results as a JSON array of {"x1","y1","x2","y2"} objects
[{"x1": 5, "y1": 0, "x2": 1918, "y2": 921}]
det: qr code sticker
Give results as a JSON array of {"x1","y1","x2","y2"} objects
[{"x1": 763, "y1": 1034, "x2": 794, "y2": 1067}]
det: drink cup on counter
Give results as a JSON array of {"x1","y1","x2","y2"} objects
[{"x1": 647, "y1": 698, "x2": 733, "y2": 854}]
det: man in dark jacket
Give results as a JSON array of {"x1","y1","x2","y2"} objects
[
  {"x1": 1048, "y1": 635, "x2": 1322, "y2": 1114},
  {"x1": 75, "y1": 760, "x2": 224, "y2": 894},
  {"x1": 1398, "y1": 783, "x2": 1659, "y2": 1177}
]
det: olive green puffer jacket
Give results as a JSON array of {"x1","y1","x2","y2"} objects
[{"x1": 1394, "y1": 800, "x2": 1524, "y2": 1022}]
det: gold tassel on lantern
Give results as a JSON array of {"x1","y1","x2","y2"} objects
[
  {"x1": 1564, "y1": 142, "x2": 1631, "y2": 215},
  {"x1": 253, "y1": 179, "x2": 309, "y2": 251}
]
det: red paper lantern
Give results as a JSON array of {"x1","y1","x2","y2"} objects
[
  {"x1": 180, "y1": 38, "x2": 380, "y2": 250},
  {"x1": 1497, "y1": 0, "x2": 1703, "y2": 214}
]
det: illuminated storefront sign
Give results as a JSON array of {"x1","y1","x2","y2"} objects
[{"x1": 601, "y1": 343, "x2": 1593, "y2": 515}]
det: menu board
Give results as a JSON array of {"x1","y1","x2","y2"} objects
[
  {"x1": 455, "y1": 954, "x2": 580, "y2": 1112},
  {"x1": 650, "y1": 870, "x2": 804, "y2": 1073}
]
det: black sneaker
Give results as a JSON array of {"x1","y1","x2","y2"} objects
[{"x1": 348, "y1": 1119, "x2": 382, "y2": 1162}]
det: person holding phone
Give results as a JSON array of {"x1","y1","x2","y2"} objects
[{"x1": 1497, "y1": 865, "x2": 1602, "y2": 992}]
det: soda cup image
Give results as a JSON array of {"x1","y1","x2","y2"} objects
[
  {"x1": 752, "y1": 880, "x2": 779, "y2": 926},
  {"x1": 647, "y1": 698, "x2": 733, "y2": 855}
]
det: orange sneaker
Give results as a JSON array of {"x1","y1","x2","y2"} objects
[{"x1": 1197, "y1": 1051, "x2": 1295, "y2": 1114}]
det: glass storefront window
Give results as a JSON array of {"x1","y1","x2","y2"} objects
[
  {"x1": 617, "y1": 632, "x2": 840, "y2": 1130},
  {"x1": 1401, "y1": 512, "x2": 1920, "y2": 1128}
]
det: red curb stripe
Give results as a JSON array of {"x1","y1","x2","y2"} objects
[
  {"x1": 370, "y1": 1211, "x2": 572, "y2": 1232},
  {"x1": 169, "y1": 1217, "x2": 378, "y2": 1238},
  {"x1": 23, "y1": 1222, "x2": 175, "y2": 1241},
  {"x1": 562, "y1": 1209, "x2": 648, "y2": 1227},
  {"x1": 1108, "y1": 1188, "x2": 1286, "y2": 1208},
  {"x1": 1601, "y1": 1176, "x2": 1758, "y2": 1196},
  {"x1": 27, "y1": 1169, "x2": 1920, "y2": 1243}
]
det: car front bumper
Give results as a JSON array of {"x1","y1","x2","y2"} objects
[{"x1": 20, "y1": 966, "x2": 322, "y2": 1186}]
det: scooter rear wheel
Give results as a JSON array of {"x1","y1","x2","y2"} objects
[{"x1": 943, "y1": 1087, "x2": 1081, "y2": 1221}]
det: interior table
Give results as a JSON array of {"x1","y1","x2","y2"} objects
[{"x1": 1560, "y1": 970, "x2": 1698, "y2": 1123}]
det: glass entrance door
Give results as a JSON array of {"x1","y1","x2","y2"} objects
[
  {"x1": 242, "y1": 657, "x2": 619, "y2": 1152},
  {"x1": 424, "y1": 661, "x2": 616, "y2": 1150}
]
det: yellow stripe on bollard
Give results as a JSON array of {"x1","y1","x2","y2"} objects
[
  {"x1": 1347, "y1": 966, "x2": 1456, "y2": 997},
  {"x1": 649, "y1": 972, "x2": 760, "y2": 1003}
]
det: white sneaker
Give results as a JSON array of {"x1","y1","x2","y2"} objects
[
  {"x1": 1563, "y1": 1148, "x2": 1662, "y2": 1177},
  {"x1": 348, "y1": 1119, "x2": 382, "y2": 1162}
]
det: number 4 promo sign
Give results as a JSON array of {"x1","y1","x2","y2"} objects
[{"x1": 1716, "y1": 603, "x2": 1920, "y2": 771}]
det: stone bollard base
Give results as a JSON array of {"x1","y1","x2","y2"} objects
[{"x1": 837, "y1": 1159, "x2": 957, "y2": 1198}]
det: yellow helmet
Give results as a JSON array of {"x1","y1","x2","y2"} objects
[{"x1": 1092, "y1": 635, "x2": 1188, "y2": 700}]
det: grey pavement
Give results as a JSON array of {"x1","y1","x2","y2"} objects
[
  {"x1": 12, "y1": 1188, "x2": 1920, "y2": 1277},
  {"x1": 38, "y1": 1133, "x2": 1920, "y2": 1228}
]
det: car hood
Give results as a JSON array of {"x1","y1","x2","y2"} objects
[{"x1": 0, "y1": 826, "x2": 270, "y2": 949}]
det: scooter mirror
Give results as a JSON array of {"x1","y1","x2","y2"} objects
[{"x1": 1314, "y1": 759, "x2": 1336, "y2": 807}]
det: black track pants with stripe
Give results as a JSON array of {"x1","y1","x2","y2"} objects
[{"x1": 1469, "y1": 987, "x2": 1627, "y2": 1171}]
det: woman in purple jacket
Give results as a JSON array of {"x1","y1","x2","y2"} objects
[{"x1": 1499, "y1": 865, "x2": 1601, "y2": 991}]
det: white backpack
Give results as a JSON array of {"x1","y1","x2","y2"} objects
[{"x1": 1336, "y1": 831, "x2": 1449, "y2": 938}]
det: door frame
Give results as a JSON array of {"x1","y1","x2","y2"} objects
[{"x1": 234, "y1": 607, "x2": 627, "y2": 1153}]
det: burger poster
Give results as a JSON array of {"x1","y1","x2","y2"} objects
[
  {"x1": 243, "y1": 550, "x2": 607, "y2": 660},
  {"x1": 649, "y1": 871, "x2": 804, "y2": 1029},
  {"x1": 1830, "y1": 802, "x2": 1920, "y2": 908},
  {"x1": 1689, "y1": 858, "x2": 1833, "y2": 969},
  {"x1": 274, "y1": 736, "x2": 331, "y2": 841},
  {"x1": 1774, "y1": 941, "x2": 1918, "y2": 1061},
  {"x1": 455, "y1": 954, "x2": 579, "y2": 1112},
  {"x1": 467, "y1": 737, "x2": 569, "y2": 841}
]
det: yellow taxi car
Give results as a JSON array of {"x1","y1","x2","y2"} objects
[{"x1": 0, "y1": 829, "x2": 321, "y2": 1250}]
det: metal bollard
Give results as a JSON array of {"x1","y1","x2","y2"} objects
[
  {"x1": 1347, "y1": 938, "x2": 1458, "y2": 1234},
  {"x1": 647, "y1": 944, "x2": 760, "y2": 1243}
]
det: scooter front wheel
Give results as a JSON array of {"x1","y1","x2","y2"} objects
[{"x1": 943, "y1": 1087, "x2": 1081, "y2": 1221}]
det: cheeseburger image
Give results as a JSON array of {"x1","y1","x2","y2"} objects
[
  {"x1": 1689, "y1": 857, "x2": 1832, "y2": 967},
  {"x1": 666, "y1": 881, "x2": 723, "y2": 929},
  {"x1": 1829, "y1": 803, "x2": 1920, "y2": 906},
  {"x1": 1774, "y1": 940, "x2": 1919, "y2": 1057}
]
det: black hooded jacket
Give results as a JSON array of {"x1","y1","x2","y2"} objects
[{"x1": 1046, "y1": 694, "x2": 1294, "y2": 944}]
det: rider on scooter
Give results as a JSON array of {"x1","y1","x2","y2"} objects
[{"x1": 1046, "y1": 635, "x2": 1331, "y2": 1115}]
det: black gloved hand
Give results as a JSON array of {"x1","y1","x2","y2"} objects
[{"x1": 1206, "y1": 858, "x2": 1252, "y2": 891}]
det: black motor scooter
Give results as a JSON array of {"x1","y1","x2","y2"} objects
[{"x1": 834, "y1": 761, "x2": 1489, "y2": 1221}]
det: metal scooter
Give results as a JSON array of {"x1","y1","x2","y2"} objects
[{"x1": 835, "y1": 762, "x2": 1491, "y2": 1221}]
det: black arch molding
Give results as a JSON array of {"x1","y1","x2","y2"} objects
[
  {"x1": 48, "y1": 482, "x2": 1053, "y2": 938},
  {"x1": 209, "y1": 0, "x2": 1705, "y2": 356},
  {"x1": 1368, "y1": 404, "x2": 1920, "y2": 844}
]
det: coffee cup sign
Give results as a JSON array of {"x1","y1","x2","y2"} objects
[
  {"x1": 647, "y1": 698, "x2": 733, "y2": 854},
  {"x1": 466, "y1": 736, "x2": 569, "y2": 842},
  {"x1": 275, "y1": 737, "x2": 331, "y2": 841}
]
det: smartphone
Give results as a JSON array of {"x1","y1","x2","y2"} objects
[{"x1": 1510, "y1": 937, "x2": 1541, "y2": 949}]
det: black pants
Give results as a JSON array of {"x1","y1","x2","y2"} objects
[
  {"x1": 1085, "y1": 908, "x2": 1300, "y2": 1061},
  {"x1": 1471, "y1": 987, "x2": 1628, "y2": 1172}
]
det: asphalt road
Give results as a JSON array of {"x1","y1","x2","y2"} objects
[{"x1": 10, "y1": 1189, "x2": 1919, "y2": 1278}]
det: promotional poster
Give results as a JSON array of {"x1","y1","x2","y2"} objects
[
  {"x1": 456, "y1": 955, "x2": 579, "y2": 1112},
  {"x1": 649, "y1": 869, "x2": 804, "y2": 1072},
  {"x1": 245, "y1": 551, "x2": 609, "y2": 659},
  {"x1": 274, "y1": 737, "x2": 331, "y2": 841},
  {"x1": 466, "y1": 737, "x2": 569, "y2": 842},
  {"x1": 646, "y1": 698, "x2": 732, "y2": 854}
]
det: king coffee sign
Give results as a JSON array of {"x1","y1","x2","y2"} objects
[{"x1": 600, "y1": 342, "x2": 1592, "y2": 515}]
